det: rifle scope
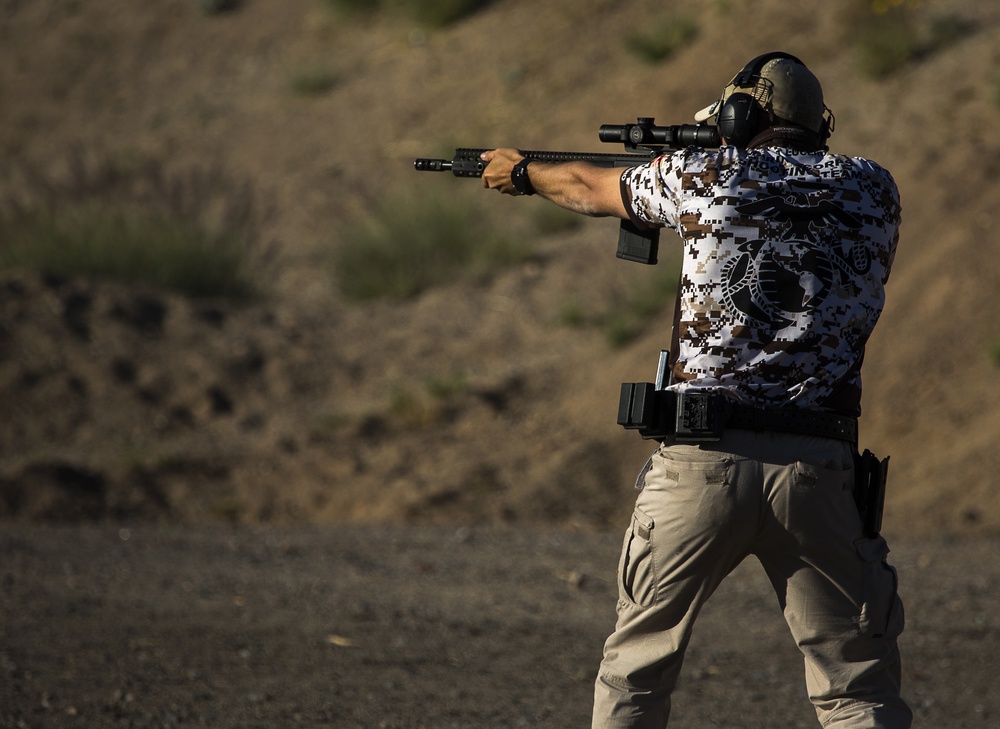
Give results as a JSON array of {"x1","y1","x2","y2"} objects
[{"x1": 599, "y1": 117, "x2": 720, "y2": 149}]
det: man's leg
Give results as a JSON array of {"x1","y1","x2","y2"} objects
[
  {"x1": 755, "y1": 439, "x2": 912, "y2": 729},
  {"x1": 592, "y1": 442, "x2": 759, "y2": 729}
]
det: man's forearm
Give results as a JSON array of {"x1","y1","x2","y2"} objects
[
  {"x1": 530, "y1": 161, "x2": 629, "y2": 219},
  {"x1": 480, "y1": 148, "x2": 629, "y2": 220}
]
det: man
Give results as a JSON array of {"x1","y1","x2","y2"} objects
[{"x1": 481, "y1": 53, "x2": 911, "y2": 728}]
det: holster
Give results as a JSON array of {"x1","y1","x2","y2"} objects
[{"x1": 853, "y1": 449, "x2": 889, "y2": 538}]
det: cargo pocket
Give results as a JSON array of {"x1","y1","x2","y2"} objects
[
  {"x1": 619, "y1": 506, "x2": 657, "y2": 609},
  {"x1": 855, "y1": 536, "x2": 904, "y2": 639}
]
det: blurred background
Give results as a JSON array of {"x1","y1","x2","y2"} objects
[{"x1": 2, "y1": 0, "x2": 999, "y2": 540}]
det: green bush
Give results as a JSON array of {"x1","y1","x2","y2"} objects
[
  {"x1": 926, "y1": 12, "x2": 973, "y2": 50},
  {"x1": 396, "y1": 0, "x2": 492, "y2": 27},
  {"x1": 321, "y1": 0, "x2": 377, "y2": 18},
  {"x1": 331, "y1": 189, "x2": 532, "y2": 302},
  {"x1": 0, "y1": 154, "x2": 265, "y2": 299},
  {"x1": 604, "y1": 264, "x2": 680, "y2": 347},
  {"x1": 289, "y1": 65, "x2": 340, "y2": 96},
  {"x1": 855, "y1": 17, "x2": 917, "y2": 80},
  {"x1": 388, "y1": 372, "x2": 468, "y2": 428},
  {"x1": 560, "y1": 259, "x2": 681, "y2": 349},
  {"x1": 624, "y1": 16, "x2": 698, "y2": 64},
  {"x1": 199, "y1": 0, "x2": 241, "y2": 15},
  {"x1": 323, "y1": 0, "x2": 492, "y2": 27},
  {"x1": 989, "y1": 341, "x2": 1000, "y2": 368},
  {"x1": 850, "y1": 1, "x2": 973, "y2": 80},
  {"x1": 531, "y1": 201, "x2": 583, "y2": 236},
  {"x1": 1, "y1": 204, "x2": 254, "y2": 298}
]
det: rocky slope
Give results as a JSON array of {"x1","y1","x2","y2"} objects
[{"x1": 2, "y1": 0, "x2": 1000, "y2": 537}]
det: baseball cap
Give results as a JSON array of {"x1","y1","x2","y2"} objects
[{"x1": 694, "y1": 55, "x2": 826, "y2": 134}]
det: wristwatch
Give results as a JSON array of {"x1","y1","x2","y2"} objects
[{"x1": 510, "y1": 158, "x2": 535, "y2": 196}]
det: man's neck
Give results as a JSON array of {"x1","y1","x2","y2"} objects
[{"x1": 748, "y1": 125, "x2": 825, "y2": 152}]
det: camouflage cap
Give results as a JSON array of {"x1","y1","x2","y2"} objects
[{"x1": 695, "y1": 56, "x2": 826, "y2": 134}]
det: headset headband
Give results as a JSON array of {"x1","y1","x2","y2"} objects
[{"x1": 731, "y1": 51, "x2": 803, "y2": 87}]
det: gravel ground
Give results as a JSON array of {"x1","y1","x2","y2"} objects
[{"x1": 1, "y1": 525, "x2": 997, "y2": 728}]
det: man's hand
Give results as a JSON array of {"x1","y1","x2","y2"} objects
[{"x1": 480, "y1": 148, "x2": 525, "y2": 195}]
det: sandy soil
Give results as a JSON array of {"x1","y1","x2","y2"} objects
[{"x1": 2, "y1": 525, "x2": 998, "y2": 728}]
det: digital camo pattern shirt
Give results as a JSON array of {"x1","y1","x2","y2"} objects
[{"x1": 621, "y1": 145, "x2": 900, "y2": 416}]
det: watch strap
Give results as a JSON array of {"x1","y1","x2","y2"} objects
[{"x1": 511, "y1": 158, "x2": 535, "y2": 196}]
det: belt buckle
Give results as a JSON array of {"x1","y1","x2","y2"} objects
[{"x1": 674, "y1": 391, "x2": 730, "y2": 442}]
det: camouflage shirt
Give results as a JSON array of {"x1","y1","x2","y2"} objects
[{"x1": 620, "y1": 145, "x2": 900, "y2": 416}]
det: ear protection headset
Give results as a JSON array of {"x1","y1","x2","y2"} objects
[
  {"x1": 716, "y1": 51, "x2": 833, "y2": 148},
  {"x1": 716, "y1": 92, "x2": 766, "y2": 148}
]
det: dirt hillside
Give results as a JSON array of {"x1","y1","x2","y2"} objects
[{"x1": 2, "y1": 0, "x2": 1000, "y2": 538}]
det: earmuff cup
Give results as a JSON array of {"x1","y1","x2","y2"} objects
[{"x1": 717, "y1": 92, "x2": 765, "y2": 148}]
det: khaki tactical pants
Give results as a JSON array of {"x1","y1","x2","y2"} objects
[{"x1": 592, "y1": 431, "x2": 911, "y2": 729}]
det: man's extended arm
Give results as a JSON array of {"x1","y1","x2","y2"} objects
[{"x1": 480, "y1": 148, "x2": 630, "y2": 220}]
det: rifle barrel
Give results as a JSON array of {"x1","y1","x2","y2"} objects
[{"x1": 414, "y1": 158, "x2": 453, "y2": 172}]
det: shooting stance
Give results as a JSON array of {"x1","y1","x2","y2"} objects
[{"x1": 482, "y1": 53, "x2": 911, "y2": 728}]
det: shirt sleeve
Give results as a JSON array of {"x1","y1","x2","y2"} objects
[{"x1": 619, "y1": 152, "x2": 686, "y2": 229}]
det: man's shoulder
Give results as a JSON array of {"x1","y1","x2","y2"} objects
[
  {"x1": 649, "y1": 146, "x2": 899, "y2": 196},
  {"x1": 819, "y1": 151, "x2": 896, "y2": 180}
]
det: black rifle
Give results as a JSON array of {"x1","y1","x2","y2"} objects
[{"x1": 414, "y1": 118, "x2": 720, "y2": 265}]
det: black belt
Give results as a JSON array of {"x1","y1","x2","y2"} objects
[
  {"x1": 723, "y1": 401, "x2": 858, "y2": 442},
  {"x1": 618, "y1": 385, "x2": 858, "y2": 443}
]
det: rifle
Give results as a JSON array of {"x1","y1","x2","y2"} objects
[{"x1": 414, "y1": 118, "x2": 720, "y2": 265}]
